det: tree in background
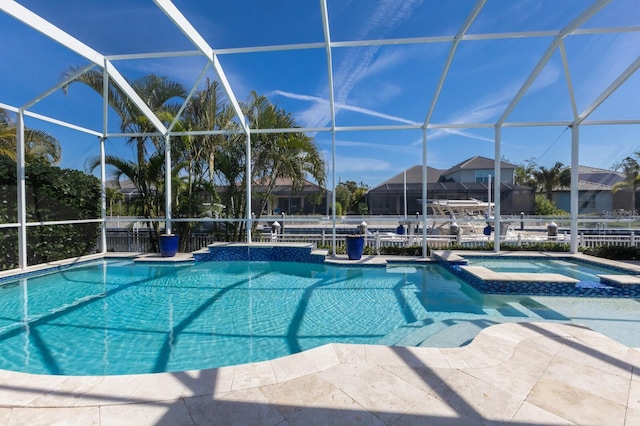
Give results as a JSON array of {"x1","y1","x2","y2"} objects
[
  {"x1": 0, "y1": 108, "x2": 61, "y2": 165},
  {"x1": 65, "y1": 70, "x2": 187, "y2": 251},
  {"x1": 514, "y1": 158, "x2": 538, "y2": 188},
  {"x1": 335, "y1": 180, "x2": 369, "y2": 214},
  {"x1": 532, "y1": 161, "x2": 571, "y2": 201},
  {"x1": 65, "y1": 70, "x2": 326, "y2": 246},
  {"x1": 612, "y1": 154, "x2": 640, "y2": 213}
]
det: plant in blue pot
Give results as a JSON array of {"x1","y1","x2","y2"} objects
[
  {"x1": 159, "y1": 234, "x2": 179, "y2": 257},
  {"x1": 345, "y1": 221, "x2": 367, "y2": 260}
]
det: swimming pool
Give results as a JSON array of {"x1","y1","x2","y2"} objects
[
  {"x1": 463, "y1": 256, "x2": 629, "y2": 282},
  {"x1": 0, "y1": 259, "x2": 638, "y2": 375}
]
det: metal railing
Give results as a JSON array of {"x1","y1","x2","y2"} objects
[{"x1": 104, "y1": 228, "x2": 640, "y2": 254}]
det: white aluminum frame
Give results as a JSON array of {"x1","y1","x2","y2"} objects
[{"x1": 0, "y1": 0, "x2": 638, "y2": 268}]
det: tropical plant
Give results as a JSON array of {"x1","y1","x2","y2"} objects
[
  {"x1": 612, "y1": 155, "x2": 640, "y2": 212},
  {"x1": 64, "y1": 70, "x2": 187, "y2": 251},
  {"x1": 514, "y1": 158, "x2": 537, "y2": 188},
  {"x1": 532, "y1": 161, "x2": 571, "y2": 201},
  {"x1": 0, "y1": 155, "x2": 100, "y2": 270},
  {"x1": 64, "y1": 69, "x2": 326, "y2": 247},
  {"x1": 0, "y1": 108, "x2": 62, "y2": 165},
  {"x1": 335, "y1": 180, "x2": 369, "y2": 214}
]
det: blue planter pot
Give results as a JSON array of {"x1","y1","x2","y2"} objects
[
  {"x1": 346, "y1": 235, "x2": 365, "y2": 260},
  {"x1": 159, "y1": 234, "x2": 179, "y2": 257}
]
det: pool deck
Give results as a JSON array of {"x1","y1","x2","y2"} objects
[
  {"x1": 1, "y1": 251, "x2": 639, "y2": 424},
  {"x1": 0, "y1": 322, "x2": 638, "y2": 425}
]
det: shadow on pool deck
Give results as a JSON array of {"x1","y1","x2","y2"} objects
[{"x1": 0, "y1": 321, "x2": 638, "y2": 425}]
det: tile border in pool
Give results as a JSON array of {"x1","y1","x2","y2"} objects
[{"x1": 433, "y1": 250, "x2": 640, "y2": 298}]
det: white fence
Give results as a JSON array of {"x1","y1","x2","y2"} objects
[{"x1": 105, "y1": 229, "x2": 640, "y2": 254}]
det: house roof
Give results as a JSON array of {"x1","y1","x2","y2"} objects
[
  {"x1": 253, "y1": 177, "x2": 329, "y2": 195},
  {"x1": 369, "y1": 165, "x2": 444, "y2": 192},
  {"x1": 578, "y1": 165, "x2": 624, "y2": 187},
  {"x1": 368, "y1": 180, "x2": 526, "y2": 195},
  {"x1": 442, "y1": 156, "x2": 517, "y2": 176}
]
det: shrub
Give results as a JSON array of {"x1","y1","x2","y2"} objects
[
  {"x1": 0, "y1": 156, "x2": 101, "y2": 269},
  {"x1": 583, "y1": 245, "x2": 640, "y2": 260}
]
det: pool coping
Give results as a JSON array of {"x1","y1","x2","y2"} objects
[
  {"x1": 431, "y1": 250, "x2": 640, "y2": 297},
  {"x1": 0, "y1": 322, "x2": 637, "y2": 424}
]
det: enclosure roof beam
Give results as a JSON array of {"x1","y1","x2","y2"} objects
[
  {"x1": 577, "y1": 55, "x2": 640, "y2": 124},
  {"x1": 154, "y1": 0, "x2": 249, "y2": 135},
  {"x1": 0, "y1": 0, "x2": 167, "y2": 135},
  {"x1": 423, "y1": 0, "x2": 486, "y2": 127},
  {"x1": 319, "y1": 0, "x2": 337, "y2": 132},
  {"x1": 21, "y1": 63, "x2": 96, "y2": 111},
  {"x1": 496, "y1": 0, "x2": 611, "y2": 126}
]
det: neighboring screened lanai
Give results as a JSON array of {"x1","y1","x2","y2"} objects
[{"x1": 1, "y1": 0, "x2": 639, "y2": 269}]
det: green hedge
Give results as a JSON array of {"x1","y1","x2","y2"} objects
[
  {"x1": 0, "y1": 157, "x2": 101, "y2": 270},
  {"x1": 583, "y1": 245, "x2": 640, "y2": 260}
]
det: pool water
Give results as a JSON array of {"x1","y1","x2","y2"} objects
[
  {"x1": 464, "y1": 257, "x2": 627, "y2": 282},
  {"x1": 0, "y1": 259, "x2": 638, "y2": 376}
]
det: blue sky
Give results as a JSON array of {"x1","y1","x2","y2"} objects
[{"x1": 1, "y1": 0, "x2": 639, "y2": 188}]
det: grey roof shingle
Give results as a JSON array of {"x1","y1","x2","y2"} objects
[{"x1": 442, "y1": 155, "x2": 517, "y2": 175}]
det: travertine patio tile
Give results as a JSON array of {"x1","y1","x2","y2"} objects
[
  {"x1": 394, "y1": 346, "x2": 451, "y2": 369},
  {"x1": 543, "y1": 356, "x2": 630, "y2": 405},
  {"x1": 438, "y1": 348, "x2": 474, "y2": 369},
  {"x1": 628, "y1": 348, "x2": 640, "y2": 382},
  {"x1": 68, "y1": 374, "x2": 186, "y2": 407},
  {"x1": 184, "y1": 388, "x2": 285, "y2": 426},
  {"x1": 521, "y1": 321, "x2": 576, "y2": 337},
  {"x1": 270, "y1": 352, "x2": 318, "y2": 383},
  {"x1": 509, "y1": 401, "x2": 576, "y2": 425},
  {"x1": 479, "y1": 321, "x2": 540, "y2": 343},
  {"x1": 319, "y1": 363, "x2": 426, "y2": 425},
  {"x1": 231, "y1": 361, "x2": 277, "y2": 391},
  {"x1": 8, "y1": 407, "x2": 99, "y2": 426},
  {"x1": 555, "y1": 338, "x2": 633, "y2": 379},
  {"x1": 425, "y1": 370, "x2": 523, "y2": 423},
  {"x1": 0, "y1": 322, "x2": 636, "y2": 424},
  {"x1": 626, "y1": 407, "x2": 640, "y2": 426},
  {"x1": 99, "y1": 399, "x2": 192, "y2": 426},
  {"x1": 21, "y1": 376, "x2": 105, "y2": 408},
  {"x1": 260, "y1": 374, "x2": 383, "y2": 425},
  {"x1": 466, "y1": 336, "x2": 515, "y2": 363},
  {"x1": 331, "y1": 343, "x2": 366, "y2": 364},
  {"x1": 0, "y1": 408, "x2": 11, "y2": 424},
  {"x1": 380, "y1": 365, "x2": 453, "y2": 395},
  {"x1": 528, "y1": 376, "x2": 626, "y2": 425},
  {"x1": 439, "y1": 347, "x2": 498, "y2": 369},
  {"x1": 0, "y1": 372, "x2": 70, "y2": 407},
  {"x1": 519, "y1": 334, "x2": 564, "y2": 357},
  {"x1": 464, "y1": 361, "x2": 543, "y2": 401},
  {"x1": 174, "y1": 367, "x2": 235, "y2": 398},
  {"x1": 507, "y1": 341, "x2": 556, "y2": 371},
  {"x1": 394, "y1": 393, "x2": 478, "y2": 425},
  {"x1": 301, "y1": 344, "x2": 339, "y2": 371},
  {"x1": 628, "y1": 379, "x2": 640, "y2": 412},
  {"x1": 363, "y1": 344, "x2": 410, "y2": 367}
]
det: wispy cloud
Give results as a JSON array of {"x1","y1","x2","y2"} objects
[
  {"x1": 322, "y1": 150, "x2": 393, "y2": 177},
  {"x1": 272, "y1": 90, "x2": 420, "y2": 126},
  {"x1": 572, "y1": 32, "x2": 640, "y2": 113},
  {"x1": 299, "y1": 0, "x2": 424, "y2": 128}
]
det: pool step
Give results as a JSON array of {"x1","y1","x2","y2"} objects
[
  {"x1": 418, "y1": 320, "x2": 498, "y2": 347},
  {"x1": 377, "y1": 300, "x2": 555, "y2": 348},
  {"x1": 377, "y1": 318, "x2": 499, "y2": 348}
]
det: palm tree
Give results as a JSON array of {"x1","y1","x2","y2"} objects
[
  {"x1": 64, "y1": 69, "x2": 186, "y2": 250},
  {"x1": 246, "y1": 92, "x2": 326, "y2": 218},
  {"x1": 0, "y1": 108, "x2": 61, "y2": 165},
  {"x1": 514, "y1": 158, "x2": 537, "y2": 188},
  {"x1": 532, "y1": 161, "x2": 571, "y2": 201},
  {"x1": 63, "y1": 68, "x2": 186, "y2": 164},
  {"x1": 612, "y1": 155, "x2": 640, "y2": 213}
]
